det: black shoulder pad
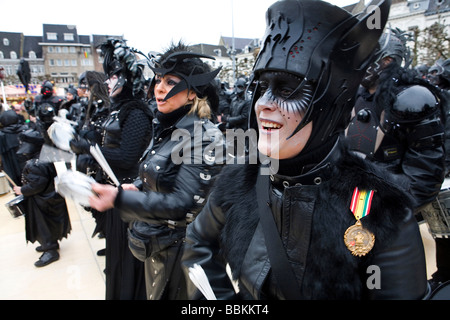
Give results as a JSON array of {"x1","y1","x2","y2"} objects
[{"x1": 391, "y1": 85, "x2": 439, "y2": 122}]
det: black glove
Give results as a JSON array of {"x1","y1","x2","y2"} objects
[
  {"x1": 76, "y1": 154, "x2": 98, "y2": 174},
  {"x1": 70, "y1": 136, "x2": 92, "y2": 155}
]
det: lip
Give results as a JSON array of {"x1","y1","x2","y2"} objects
[
  {"x1": 259, "y1": 118, "x2": 283, "y2": 133},
  {"x1": 156, "y1": 97, "x2": 166, "y2": 105}
]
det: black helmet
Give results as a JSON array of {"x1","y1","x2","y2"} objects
[
  {"x1": 37, "y1": 103, "x2": 55, "y2": 124},
  {"x1": 378, "y1": 28, "x2": 410, "y2": 66},
  {"x1": 234, "y1": 78, "x2": 247, "y2": 95},
  {"x1": 0, "y1": 109, "x2": 19, "y2": 127},
  {"x1": 428, "y1": 58, "x2": 450, "y2": 88},
  {"x1": 41, "y1": 80, "x2": 53, "y2": 98},
  {"x1": 65, "y1": 85, "x2": 78, "y2": 97},
  {"x1": 99, "y1": 38, "x2": 146, "y2": 98},
  {"x1": 78, "y1": 72, "x2": 88, "y2": 90},
  {"x1": 148, "y1": 41, "x2": 222, "y2": 102},
  {"x1": 250, "y1": 0, "x2": 391, "y2": 151}
]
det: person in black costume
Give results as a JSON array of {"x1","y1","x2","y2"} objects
[
  {"x1": 221, "y1": 78, "x2": 251, "y2": 131},
  {"x1": 13, "y1": 104, "x2": 71, "y2": 267},
  {"x1": 221, "y1": 77, "x2": 252, "y2": 157},
  {"x1": 428, "y1": 58, "x2": 450, "y2": 176},
  {"x1": 346, "y1": 29, "x2": 445, "y2": 213},
  {"x1": 13, "y1": 158, "x2": 71, "y2": 267},
  {"x1": 88, "y1": 41, "x2": 224, "y2": 300},
  {"x1": 0, "y1": 110, "x2": 27, "y2": 185},
  {"x1": 70, "y1": 39, "x2": 153, "y2": 300},
  {"x1": 215, "y1": 79, "x2": 231, "y2": 123},
  {"x1": 76, "y1": 71, "x2": 111, "y2": 245},
  {"x1": 60, "y1": 85, "x2": 78, "y2": 114},
  {"x1": 181, "y1": 0, "x2": 429, "y2": 300},
  {"x1": 33, "y1": 80, "x2": 64, "y2": 114},
  {"x1": 425, "y1": 58, "x2": 450, "y2": 290}
]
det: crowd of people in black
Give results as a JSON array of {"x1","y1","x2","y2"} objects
[{"x1": 1, "y1": 0, "x2": 450, "y2": 300}]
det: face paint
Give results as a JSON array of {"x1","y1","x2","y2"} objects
[
  {"x1": 361, "y1": 61, "x2": 382, "y2": 89},
  {"x1": 106, "y1": 74, "x2": 123, "y2": 98},
  {"x1": 254, "y1": 72, "x2": 314, "y2": 159}
]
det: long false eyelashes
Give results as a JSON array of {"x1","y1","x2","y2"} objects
[{"x1": 262, "y1": 83, "x2": 314, "y2": 117}]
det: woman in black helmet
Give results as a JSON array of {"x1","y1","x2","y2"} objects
[
  {"x1": 181, "y1": 0, "x2": 429, "y2": 300},
  {"x1": 70, "y1": 38, "x2": 153, "y2": 300},
  {"x1": 89, "y1": 41, "x2": 224, "y2": 300}
]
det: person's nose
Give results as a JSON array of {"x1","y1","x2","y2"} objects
[
  {"x1": 255, "y1": 94, "x2": 278, "y2": 113},
  {"x1": 155, "y1": 81, "x2": 167, "y2": 94}
]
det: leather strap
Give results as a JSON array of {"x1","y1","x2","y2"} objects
[{"x1": 256, "y1": 170, "x2": 302, "y2": 300}]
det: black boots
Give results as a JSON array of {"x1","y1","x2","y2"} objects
[{"x1": 34, "y1": 249, "x2": 60, "y2": 267}]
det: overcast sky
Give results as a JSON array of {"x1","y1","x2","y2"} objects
[{"x1": 0, "y1": 0, "x2": 358, "y2": 55}]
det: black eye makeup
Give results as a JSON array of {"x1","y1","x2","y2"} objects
[{"x1": 257, "y1": 72, "x2": 315, "y2": 116}]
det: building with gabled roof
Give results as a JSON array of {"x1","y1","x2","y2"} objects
[{"x1": 218, "y1": 36, "x2": 259, "y2": 54}]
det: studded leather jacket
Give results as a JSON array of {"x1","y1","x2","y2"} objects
[
  {"x1": 99, "y1": 98, "x2": 153, "y2": 183},
  {"x1": 115, "y1": 111, "x2": 224, "y2": 299}
]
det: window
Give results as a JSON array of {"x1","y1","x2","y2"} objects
[
  {"x1": 47, "y1": 32, "x2": 57, "y2": 40},
  {"x1": 55, "y1": 47, "x2": 61, "y2": 53},
  {"x1": 70, "y1": 47, "x2": 76, "y2": 53},
  {"x1": 10, "y1": 51, "x2": 17, "y2": 59},
  {"x1": 5, "y1": 65, "x2": 13, "y2": 75},
  {"x1": 57, "y1": 59, "x2": 62, "y2": 66},
  {"x1": 49, "y1": 59, "x2": 55, "y2": 66},
  {"x1": 3, "y1": 38, "x2": 9, "y2": 46},
  {"x1": 64, "y1": 59, "x2": 70, "y2": 66},
  {"x1": 28, "y1": 51, "x2": 36, "y2": 59},
  {"x1": 48, "y1": 47, "x2": 53, "y2": 53},
  {"x1": 71, "y1": 59, "x2": 77, "y2": 66},
  {"x1": 62, "y1": 47, "x2": 69, "y2": 53},
  {"x1": 64, "y1": 33, "x2": 74, "y2": 41},
  {"x1": 0, "y1": 51, "x2": 3, "y2": 59}
]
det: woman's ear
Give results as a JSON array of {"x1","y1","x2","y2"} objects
[{"x1": 188, "y1": 90, "x2": 197, "y2": 101}]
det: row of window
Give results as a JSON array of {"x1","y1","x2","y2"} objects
[
  {"x1": 46, "y1": 32, "x2": 75, "y2": 41},
  {"x1": 48, "y1": 59, "x2": 93, "y2": 66},
  {"x1": 47, "y1": 46, "x2": 91, "y2": 54},
  {"x1": 1, "y1": 64, "x2": 44, "y2": 76},
  {"x1": 0, "y1": 51, "x2": 37, "y2": 59},
  {"x1": 3, "y1": 33, "x2": 77, "y2": 46}
]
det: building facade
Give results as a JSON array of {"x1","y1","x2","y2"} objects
[{"x1": 0, "y1": 24, "x2": 123, "y2": 93}]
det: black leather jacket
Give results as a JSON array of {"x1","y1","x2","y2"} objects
[
  {"x1": 182, "y1": 139, "x2": 429, "y2": 300},
  {"x1": 226, "y1": 94, "x2": 251, "y2": 130},
  {"x1": 115, "y1": 112, "x2": 224, "y2": 299}
]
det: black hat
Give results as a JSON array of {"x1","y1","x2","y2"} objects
[
  {"x1": 149, "y1": 42, "x2": 221, "y2": 101},
  {"x1": 250, "y1": 0, "x2": 391, "y2": 151}
]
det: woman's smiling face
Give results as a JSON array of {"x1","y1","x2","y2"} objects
[{"x1": 254, "y1": 71, "x2": 314, "y2": 160}]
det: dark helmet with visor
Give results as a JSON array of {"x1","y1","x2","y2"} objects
[
  {"x1": 250, "y1": 0, "x2": 391, "y2": 152},
  {"x1": 41, "y1": 80, "x2": 54, "y2": 98}
]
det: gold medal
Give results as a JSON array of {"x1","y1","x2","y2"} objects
[{"x1": 344, "y1": 220, "x2": 375, "y2": 257}]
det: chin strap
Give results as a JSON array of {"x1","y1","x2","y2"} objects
[{"x1": 256, "y1": 167, "x2": 304, "y2": 299}]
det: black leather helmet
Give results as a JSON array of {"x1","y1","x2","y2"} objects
[{"x1": 250, "y1": 0, "x2": 391, "y2": 152}]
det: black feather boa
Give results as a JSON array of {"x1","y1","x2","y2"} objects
[{"x1": 212, "y1": 141, "x2": 414, "y2": 298}]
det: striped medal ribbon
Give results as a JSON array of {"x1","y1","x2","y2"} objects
[{"x1": 344, "y1": 187, "x2": 376, "y2": 257}]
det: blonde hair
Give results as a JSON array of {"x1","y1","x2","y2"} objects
[{"x1": 188, "y1": 96, "x2": 212, "y2": 119}]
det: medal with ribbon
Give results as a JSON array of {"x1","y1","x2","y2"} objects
[{"x1": 344, "y1": 187, "x2": 375, "y2": 257}]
